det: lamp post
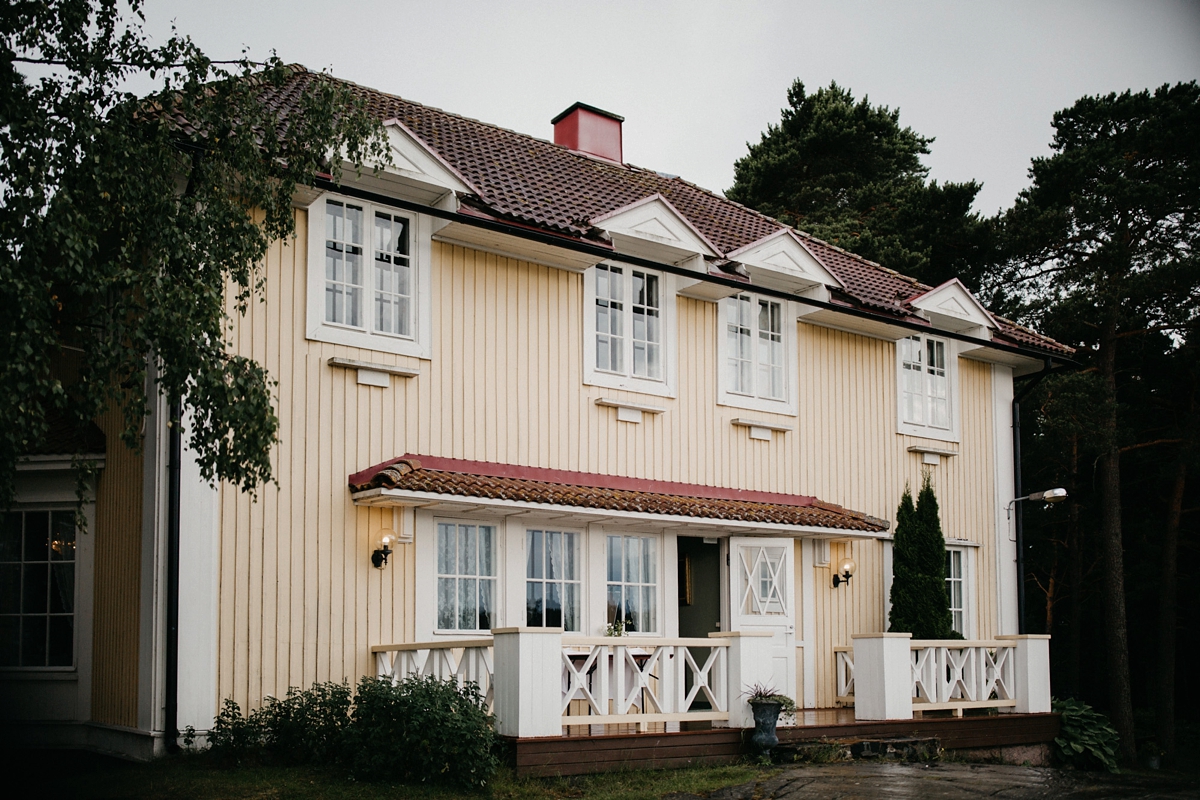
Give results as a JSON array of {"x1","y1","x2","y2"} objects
[{"x1": 1008, "y1": 488, "x2": 1067, "y2": 634}]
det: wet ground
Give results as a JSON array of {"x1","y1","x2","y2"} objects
[{"x1": 671, "y1": 762, "x2": 1200, "y2": 799}]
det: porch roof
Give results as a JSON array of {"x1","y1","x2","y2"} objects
[{"x1": 348, "y1": 455, "x2": 889, "y2": 534}]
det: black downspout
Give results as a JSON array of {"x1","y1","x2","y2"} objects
[{"x1": 164, "y1": 399, "x2": 182, "y2": 753}]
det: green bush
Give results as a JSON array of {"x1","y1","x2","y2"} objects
[
  {"x1": 1053, "y1": 697, "x2": 1120, "y2": 773},
  {"x1": 344, "y1": 675, "x2": 498, "y2": 789},
  {"x1": 206, "y1": 675, "x2": 498, "y2": 789}
]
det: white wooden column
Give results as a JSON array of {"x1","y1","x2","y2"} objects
[
  {"x1": 997, "y1": 634, "x2": 1051, "y2": 713},
  {"x1": 851, "y1": 632, "x2": 913, "y2": 720},
  {"x1": 491, "y1": 627, "x2": 562, "y2": 738},
  {"x1": 711, "y1": 630, "x2": 774, "y2": 728}
]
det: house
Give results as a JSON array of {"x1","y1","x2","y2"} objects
[{"x1": 1, "y1": 68, "x2": 1069, "y2": 768}]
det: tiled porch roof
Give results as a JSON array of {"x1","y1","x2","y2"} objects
[{"x1": 349, "y1": 455, "x2": 889, "y2": 533}]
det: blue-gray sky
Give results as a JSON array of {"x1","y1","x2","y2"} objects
[{"x1": 145, "y1": 0, "x2": 1200, "y2": 215}]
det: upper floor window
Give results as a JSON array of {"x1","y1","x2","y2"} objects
[
  {"x1": 897, "y1": 334, "x2": 958, "y2": 441},
  {"x1": 436, "y1": 522, "x2": 496, "y2": 632},
  {"x1": 0, "y1": 510, "x2": 76, "y2": 668},
  {"x1": 717, "y1": 293, "x2": 796, "y2": 416},
  {"x1": 307, "y1": 193, "x2": 431, "y2": 358},
  {"x1": 584, "y1": 264, "x2": 676, "y2": 398}
]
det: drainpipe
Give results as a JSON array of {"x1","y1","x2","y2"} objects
[
  {"x1": 1012, "y1": 360, "x2": 1056, "y2": 635},
  {"x1": 164, "y1": 398, "x2": 182, "y2": 752}
]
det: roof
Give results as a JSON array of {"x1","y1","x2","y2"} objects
[
  {"x1": 22, "y1": 411, "x2": 106, "y2": 457},
  {"x1": 257, "y1": 66, "x2": 1071, "y2": 357},
  {"x1": 349, "y1": 455, "x2": 890, "y2": 533}
]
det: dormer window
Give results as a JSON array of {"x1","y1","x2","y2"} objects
[
  {"x1": 897, "y1": 334, "x2": 958, "y2": 441},
  {"x1": 717, "y1": 293, "x2": 796, "y2": 416}
]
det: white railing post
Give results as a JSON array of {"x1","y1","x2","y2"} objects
[
  {"x1": 492, "y1": 627, "x2": 563, "y2": 738},
  {"x1": 996, "y1": 634, "x2": 1051, "y2": 713},
  {"x1": 710, "y1": 631, "x2": 774, "y2": 728},
  {"x1": 851, "y1": 633, "x2": 913, "y2": 720}
]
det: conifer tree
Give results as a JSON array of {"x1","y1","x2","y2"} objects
[{"x1": 889, "y1": 475, "x2": 955, "y2": 639}]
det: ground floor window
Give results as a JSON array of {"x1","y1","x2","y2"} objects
[
  {"x1": 606, "y1": 535, "x2": 658, "y2": 633},
  {"x1": 945, "y1": 548, "x2": 965, "y2": 635},
  {"x1": 436, "y1": 522, "x2": 496, "y2": 631},
  {"x1": 0, "y1": 510, "x2": 76, "y2": 667},
  {"x1": 525, "y1": 529, "x2": 581, "y2": 631}
]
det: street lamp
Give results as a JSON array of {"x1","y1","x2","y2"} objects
[
  {"x1": 1007, "y1": 488, "x2": 1068, "y2": 519},
  {"x1": 1011, "y1": 488, "x2": 1067, "y2": 635}
]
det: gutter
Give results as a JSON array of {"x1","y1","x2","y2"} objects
[
  {"x1": 310, "y1": 177, "x2": 1077, "y2": 369},
  {"x1": 163, "y1": 399, "x2": 182, "y2": 752}
]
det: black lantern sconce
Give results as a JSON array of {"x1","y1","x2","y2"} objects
[
  {"x1": 832, "y1": 556, "x2": 856, "y2": 588},
  {"x1": 371, "y1": 531, "x2": 397, "y2": 569}
]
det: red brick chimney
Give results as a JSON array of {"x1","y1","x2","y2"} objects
[{"x1": 552, "y1": 102, "x2": 623, "y2": 163}]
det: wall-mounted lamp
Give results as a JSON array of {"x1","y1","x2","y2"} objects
[
  {"x1": 1006, "y1": 488, "x2": 1068, "y2": 519},
  {"x1": 372, "y1": 531, "x2": 396, "y2": 569},
  {"x1": 832, "y1": 557, "x2": 856, "y2": 588}
]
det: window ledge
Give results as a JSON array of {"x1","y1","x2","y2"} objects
[
  {"x1": 595, "y1": 397, "x2": 666, "y2": 424},
  {"x1": 584, "y1": 371, "x2": 676, "y2": 400},
  {"x1": 732, "y1": 418, "x2": 793, "y2": 441},
  {"x1": 328, "y1": 357, "x2": 421, "y2": 387},
  {"x1": 897, "y1": 424, "x2": 960, "y2": 444}
]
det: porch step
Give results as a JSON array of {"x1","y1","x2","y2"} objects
[{"x1": 773, "y1": 736, "x2": 940, "y2": 764}]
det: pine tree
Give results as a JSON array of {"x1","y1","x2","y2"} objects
[{"x1": 889, "y1": 476, "x2": 955, "y2": 639}]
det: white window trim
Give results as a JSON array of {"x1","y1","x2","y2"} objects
[
  {"x1": 414, "y1": 514, "x2": 505, "y2": 638},
  {"x1": 603, "y1": 531, "x2": 664, "y2": 636},
  {"x1": 716, "y1": 294, "x2": 798, "y2": 417},
  {"x1": 305, "y1": 191, "x2": 433, "y2": 359},
  {"x1": 582, "y1": 263, "x2": 678, "y2": 399},
  {"x1": 523, "y1": 526, "x2": 586, "y2": 633},
  {"x1": 895, "y1": 334, "x2": 961, "y2": 443},
  {"x1": 945, "y1": 545, "x2": 975, "y2": 639}
]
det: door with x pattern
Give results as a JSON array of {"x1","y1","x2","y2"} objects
[{"x1": 728, "y1": 537, "x2": 796, "y2": 702}]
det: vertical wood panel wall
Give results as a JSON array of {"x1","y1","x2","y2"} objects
[
  {"x1": 91, "y1": 408, "x2": 144, "y2": 726},
  {"x1": 217, "y1": 210, "x2": 1000, "y2": 710}
]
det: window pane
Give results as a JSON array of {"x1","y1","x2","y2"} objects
[
  {"x1": 24, "y1": 512, "x2": 48, "y2": 562},
  {"x1": 478, "y1": 579, "x2": 494, "y2": 631},
  {"x1": 0, "y1": 564, "x2": 18, "y2": 613},
  {"x1": 607, "y1": 536, "x2": 621, "y2": 581},
  {"x1": 0, "y1": 513, "x2": 21, "y2": 561},
  {"x1": 458, "y1": 578, "x2": 478, "y2": 630},
  {"x1": 527, "y1": 530, "x2": 543, "y2": 579},
  {"x1": 478, "y1": 527, "x2": 494, "y2": 576},
  {"x1": 546, "y1": 531, "x2": 561, "y2": 581},
  {"x1": 437, "y1": 524, "x2": 455, "y2": 575},
  {"x1": 49, "y1": 563, "x2": 73, "y2": 614},
  {"x1": 21, "y1": 615, "x2": 46, "y2": 667},
  {"x1": 526, "y1": 581, "x2": 544, "y2": 627},
  {"x1": 607, "y1": 585, "x2": 622, "y2": 626},
  {"x1": 546, "y1": 583, "x2": 562, "y2": 628},
  {"x1": 437, "y1": 578, "x2": 456, "y2": 629},
  {"x1": 23, "y1": 563, "x2": 47, "y2": 614},
  {"x1": 643, "y1": 585, "x2": 657, "y2": 633},
  {"x1": 641, "y1": 538, "x2": 656, "y2": 584},
  {"x1": 564, "y1": 583, "x2": 579, "y2": 633},
  {"x1": 624, "y1": 538, "x2": 640, "y2": 586},
  {"x1": 0, "y1": 616, "x2": 17, "y2": 666},
  {"x1": 50, "y1": 512, "x2": 75, "y2": 562},
  {"x1": 623, "y1": 585, "x2": 641, "y2": 631},
  {"x1": 564, "y1": 533, "x2": 578, "y2": 581},
  {"x1": 48, "y1": 615, "x2": 72, "y2": 667},
  {"x1": 459, "y1": 526, "x2": 476, "y2": 576}
]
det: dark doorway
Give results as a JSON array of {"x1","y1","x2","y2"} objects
[{"x1": 677, "y1": 536, "x2": 721, "y2": 719}]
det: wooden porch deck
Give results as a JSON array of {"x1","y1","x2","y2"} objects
[{"x1": 507, "y1": 711, "x2": 1061, "y2": 777}]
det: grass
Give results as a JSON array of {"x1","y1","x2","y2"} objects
[{"x1": 5, "y1": 749, "x2": 769, "y2": 800}]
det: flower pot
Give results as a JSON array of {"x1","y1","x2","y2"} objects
[{"x1": 749, "y1": 700, "x2": 782, "y2": 754}]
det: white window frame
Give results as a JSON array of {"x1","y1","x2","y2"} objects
[
  {"x1": 306, "y1": 191, "x2": 433, "y2": 358},
  {"x1": 895, "y1": 333, "x2": 960, "y2": 442},
  {"x1": 524, "y1": 528, "x2": 584, "y2": 632},
  {"x1": 433, "y1": 519, "x2": 500, "y2": 634},
  {"x1": 583, "y1": 263, "x2": 678, "y2": 399},
  {"x1": 605, "y1": 533, "x2": 661, "y2": 635},
  {"x1": 944, "y1": 545, "x2": 974, "y2": 638},
  {"x1": 716, "y1": 293, "x2": 798, "y2": 416}
]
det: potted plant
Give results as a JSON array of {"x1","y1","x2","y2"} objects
[{"x1": 744, "y1": 684, "x2": 796, "y2": 754}]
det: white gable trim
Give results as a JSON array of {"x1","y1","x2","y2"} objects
[
  {"x1": 908, "y1": 279, "x2": 997, "y2": 335},
  {"x1": 726, "y1": 229, "x2": 844, "y2": 293},
  {"x1": 375, "y1": 118, "x2": 477, "y2": 196},
  {"x1": 590, "y1": 194, "x2": 720, "y2": 264}
]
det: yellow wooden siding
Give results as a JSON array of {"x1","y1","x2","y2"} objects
[
  {"x1": 217, "y1": 210, "x2": 1001, "y2": 710},
  {"x1": 90, "y1": 408, "x2": 144, "y2": 726}
]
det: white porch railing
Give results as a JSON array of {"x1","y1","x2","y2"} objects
[
  {"x1": 371, "y1": 629, "x2": 776, "y2": 738},
  {"x1": 372, "y1": 639, "x2": 495, "y2": 709},
  {"x1": 840, "y1": 634, "x2": 1050, "y2": 721},
  {"x1": 560, "y1": 636, "x2": 730, "y2": 726}
]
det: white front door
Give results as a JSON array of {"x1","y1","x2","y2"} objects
[{"x1": 728, "y1": 537, "x2": 796, "y2": 701}]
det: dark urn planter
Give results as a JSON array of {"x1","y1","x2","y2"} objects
[{"x1": 749, "y1": 700, "x2": 782, "y2": 754}]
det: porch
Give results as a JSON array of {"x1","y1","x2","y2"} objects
[{"x1": 371, "y1": 629, "x2": 1056, "y2": 776}]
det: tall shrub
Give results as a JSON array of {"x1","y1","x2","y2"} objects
[{"x1": 889, "y1": 475, "x2": 955, "y2": 639}]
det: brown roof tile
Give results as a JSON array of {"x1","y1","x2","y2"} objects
[
  {"x1": 258, "y1": 67, "x2": 1071, "y2": 357},
  {"x1": 349, "y1": 456, "x2": 889, "y2": 533}
]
